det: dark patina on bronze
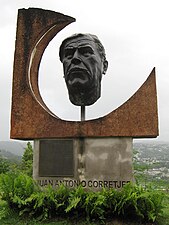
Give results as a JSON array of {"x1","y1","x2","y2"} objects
[{"x1": 59, "y1": 33, "x2": 108, "y2": 106}]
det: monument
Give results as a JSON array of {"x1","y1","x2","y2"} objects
[{"x1": 10, "y1": 8, "x2": 158, "y2": 190}]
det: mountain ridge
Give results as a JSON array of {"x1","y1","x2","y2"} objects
[{"x1": 0, "y1": 141, "x2": 27, "y2": 156}]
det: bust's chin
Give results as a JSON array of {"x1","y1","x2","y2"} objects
[{"x1": 67, "y1": 84, "x2": 101, "y2": 106}]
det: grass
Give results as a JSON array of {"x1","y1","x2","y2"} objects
[{"x1": 0, "y1": 213, "x2": 159, "y2": 225}]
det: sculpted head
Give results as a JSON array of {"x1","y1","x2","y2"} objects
[{"x1": 59, "y1": 33, "x2": 108, "y2": 106}]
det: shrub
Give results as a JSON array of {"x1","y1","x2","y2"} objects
[
  {"x1": 0, "y1": 172, "x2": 38, "y2": 207},
  {"x1": 65, "y1": 185, "x2": 86, "y2": 217},
  {"x1": 25, "y1": 184, "x2": 70, "y2": 220},
  {"x1": 0, "y1": 173, "x2": 165, "y2": 223},
  {"x1": 115, "y1": 183, "x2": 164, "y2": 222}
]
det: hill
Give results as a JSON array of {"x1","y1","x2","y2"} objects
[
  {"x1": 133, "y1": 141, "x2": 169, "y2": 186},
  {"x1": 0, "y1": 149, "x2": 22, "y2": 162},
  {"x1": 0, "y1": 141, "x2": 27, "y2": 156}
]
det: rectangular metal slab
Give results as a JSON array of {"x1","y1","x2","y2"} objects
[{"x1": 39, "y1": 139, "x2": 74, "y2": 177}]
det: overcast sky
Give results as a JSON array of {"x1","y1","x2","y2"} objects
[{"x1": 0, "y1": 0, "x2": 169, "y2": 142}]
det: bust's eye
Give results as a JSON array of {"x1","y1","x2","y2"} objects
[
  {"x1": 64, "y1": 48, "x2": 74, "y2": 59},
  {"x1": 80, "y1": 47, "x2": 94, "y2": 56}
]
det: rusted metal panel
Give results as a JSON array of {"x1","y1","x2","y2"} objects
[{"x1": 10, "y1": 8, "x2": 158, "y2": 140}]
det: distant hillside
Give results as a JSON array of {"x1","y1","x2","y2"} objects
[
  {"x1": 0, "y1": 141, "x2": 27, "y2": 156},
  {"x1": 133, "y1": 141, "x2": 169, "y2": 162},
  {"x1": 0, "y1": 149, "x2": 22, "y2": 162},
  {"x1": 133, "y1": 141, "x2": 169, "y2": 181}
]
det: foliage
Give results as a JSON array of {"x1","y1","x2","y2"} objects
[
  {"x1": 0, "y1": 172, "x2": 38, "y2": 205},
  {"x1": 24, "y1": 184, "x2": 70, "y2": 220},
  {"x1": 65, "y1": 185, "x2": 86, "y2": 217},
  {"x1": 0, "y1": 172, "x2": 165, "y2": 224},
  {"x1": 0, "y1": 157, "x2": 10, "y2": 174},
  {"x1": 157, "y1": 192, "x2": 169, "y2": 225},
  {"x1": 21, "y1": 142, "x2": 33, "y2": 176},
  {"x1": 117, "y1": 184, "x2": 164, "y2": 222}
]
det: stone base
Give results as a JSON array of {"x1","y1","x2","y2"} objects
[{"x1": 33, "y1": 137, "x2": 134, "y2": 190}]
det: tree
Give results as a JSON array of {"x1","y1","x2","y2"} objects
[
  {"x1": 21, "y1": 142, "x2": 33, "y2": 176},
  {"x1": 0, "y1": 157, "x2": 10, "y2": 174}
]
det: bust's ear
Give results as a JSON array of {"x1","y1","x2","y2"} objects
[{"x1": 103, "y1": 60, "x2": 108, "y2": 75}]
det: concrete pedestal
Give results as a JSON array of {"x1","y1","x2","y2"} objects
[{"x1": 33, "y1": 137, "x2": 134, "y2": 190}]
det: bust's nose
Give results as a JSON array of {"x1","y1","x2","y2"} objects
[{"x1": 71, "y1": 50, "x2": 81, "y2": 65}]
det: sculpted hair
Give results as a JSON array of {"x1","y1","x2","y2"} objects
[{"x1": 59, "y1": 33, "x2": 107, "y2": 63}]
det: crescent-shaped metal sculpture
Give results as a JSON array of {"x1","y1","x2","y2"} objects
[{"x1": 10, "y1": 8, "x2": 158, "y2": 140}]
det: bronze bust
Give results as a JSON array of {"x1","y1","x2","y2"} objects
[{"x1": 59, "y1": 33, "x2": 108, "y2": 106}]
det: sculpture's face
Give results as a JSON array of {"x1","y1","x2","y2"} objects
[{"x1": 61, "y1": 36, "x2": 105, "y2": 105}]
